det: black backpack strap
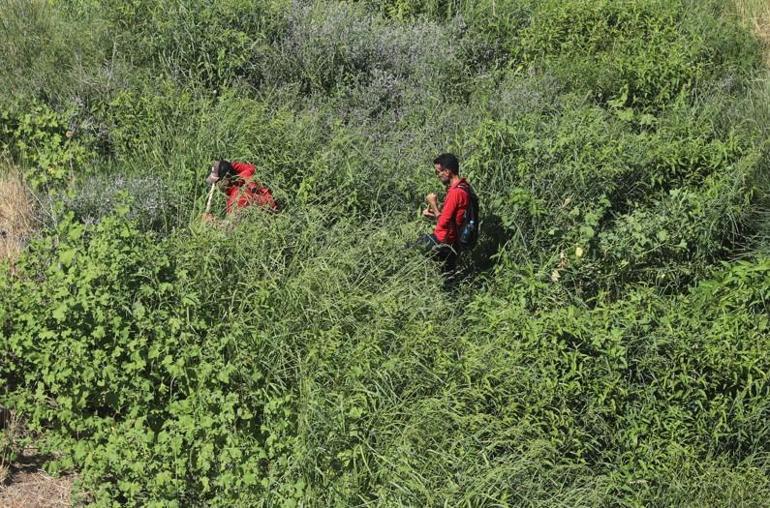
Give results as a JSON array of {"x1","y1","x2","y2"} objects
[
  {"x1": 456, "y1": 181, "x2": 474, "y2": 201},
  {"x1": 458, "y1": 182, "x2": 477, "y2": 208}
]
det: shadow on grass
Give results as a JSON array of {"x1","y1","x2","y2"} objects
[{"x1": 447, "y1": 214, "x2": 509, "y2": 291}]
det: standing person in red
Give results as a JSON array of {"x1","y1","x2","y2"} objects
[
  {"x1": 202, "y1": 159, "x2": 278, "y2": 222},
  {"x1": 414, "y1": 153, "x2": 472, "y2": 275}
]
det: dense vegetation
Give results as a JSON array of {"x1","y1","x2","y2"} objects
[{"x1": 2, "y1": 0, "x2": 770, "y2": 505}]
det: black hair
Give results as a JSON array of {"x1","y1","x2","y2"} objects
[
  {"x1": 433, "y1": 153, "x2": 459, "y2": 174},
  {"x1": 212, "y1": 159, "x2": 236, "y2": 179}
]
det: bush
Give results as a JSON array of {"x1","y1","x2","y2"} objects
[
  {"x1": 62, "y1": 173, "x2": 183, "y2": 233},
  {"x1": 0, "y1": 209, "x2": 449, "y2": 504},
  {"x1": 0, "y1": 0, "x2": 112, "y2": 105},
  {"x1": 259, "y1": 2, "x2": 471, "y2": 98},
  {"x1": 0, "y1": 101, "x2": 96, "y2": 189},
  {"x1": 462, "y1": 83, "x2": 763, "y2": 293},
  {"x1": 2, "y1": 0, "x2": 770, "y2": 505},
  {"x1": 67, "y1": 0, "x2": 288, "y2": 89},
  {"x1": 517, "y1": 0, "x2": 760, "y2": 110}
]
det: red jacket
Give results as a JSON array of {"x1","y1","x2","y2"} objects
[
  {"x1": 225, "y1": 162, "x2": 278, "y2": 214},
  {"x1": 434, "y1": 178, "x2": 470, "y2": 246}
]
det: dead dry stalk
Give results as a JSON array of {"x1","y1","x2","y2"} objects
[{"x1": 205, "y1": 183, "x2": 216, "y2": 214}]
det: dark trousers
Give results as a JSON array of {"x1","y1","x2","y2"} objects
[{"x1": 411, "y1": 233, "x2": 458, "y2": 275}]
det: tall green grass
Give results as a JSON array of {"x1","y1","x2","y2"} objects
[{"x1": 2, "y1": 0, "x2": 770, "y2": 505}]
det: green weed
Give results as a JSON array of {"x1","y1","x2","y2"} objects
[{"x1": 1, "y1": 0, "x2": 770, "y2": 505}]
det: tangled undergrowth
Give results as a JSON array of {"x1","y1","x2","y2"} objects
[{"x1": 2, "y1": 0, "x2": 770, "y2": 505}]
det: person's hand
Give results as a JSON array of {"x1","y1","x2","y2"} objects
[
  {"x1": 426, "y1": 192, "x2": 438, "y2": 206},
  {"x1": 422, "y1": 207, "x2": 436, "y2": 219},
  {"x1": 201, "y1": 212, "x2": 215, "y2": 223}
]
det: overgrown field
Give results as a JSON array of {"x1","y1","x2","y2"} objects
[{"x1": 2, "y1": 0, "x2": 770, "y2": 505}]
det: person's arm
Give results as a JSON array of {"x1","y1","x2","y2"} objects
[{"x1": 435, "y1": 190, "x2": 459, "y2": 233}]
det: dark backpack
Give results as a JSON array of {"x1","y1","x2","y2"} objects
[{"x1": 458, "y1": 182, "x2": 480, "y2": 250}]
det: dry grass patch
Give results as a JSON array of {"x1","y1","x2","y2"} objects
[
  {"x1": 734, "y1": 0, "x2": 770, "y2": 65},
  {"x1": 0, "y1": 162, "x2": 36, "y2": 263}
]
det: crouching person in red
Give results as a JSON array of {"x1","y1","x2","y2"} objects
[
  {"x1": 202, "y1": 159, "x2": 278, "y2": 223},
  {"x1": 413, "y1": 153, "x2": 472, "y2": 276}
]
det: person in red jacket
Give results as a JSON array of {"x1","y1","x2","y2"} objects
[
  {"x1": 202, "y1": 159, "x2": 278, "y2": 222},
  {"x1": 414, "y1": 153, "x2": 472, "y2": 274}
]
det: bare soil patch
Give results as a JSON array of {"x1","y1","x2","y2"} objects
[
  {"x1": 1, "y1": 411, "x2": 74, "y2": 507},
  {"x1": 0, "y1": 452, "x2": 73, "y2": 508}
]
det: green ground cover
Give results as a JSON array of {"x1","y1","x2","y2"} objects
[{"x1": 2, "y1": 0, "x2": 770, "y2": 505}]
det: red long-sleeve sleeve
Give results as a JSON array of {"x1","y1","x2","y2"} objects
[{"x1": 433, "y1": 179, "x2": 470, "y2": 245}]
